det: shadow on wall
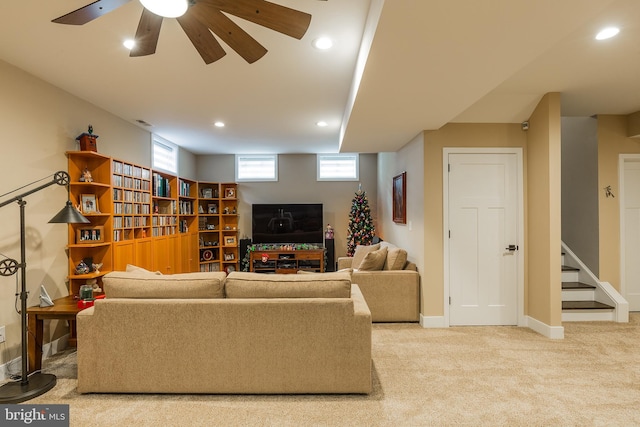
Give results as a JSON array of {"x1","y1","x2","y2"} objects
[{"x1": 0, "y1": 226, "x2": 44, "y2": 255}]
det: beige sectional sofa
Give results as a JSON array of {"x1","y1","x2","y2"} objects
[
  {"x1": 338, "y1": 241, "x2": 420, "y2": 322},
  {"x1": 76, "y1": 270, "x2": 372, "y2": 395}
]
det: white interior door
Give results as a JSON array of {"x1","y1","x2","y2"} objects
[
  {"x1": 622, "y1": 158, "x2": 640, "y2": 311},
  {"x1": 447, "y1": 152, "x2": 519, "y2": 325}
]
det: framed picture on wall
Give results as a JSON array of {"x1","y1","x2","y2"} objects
[{"x1": 393, "y1": 172, "x2": 406, "y2": 224}]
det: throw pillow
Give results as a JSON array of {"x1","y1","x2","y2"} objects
[
  {"x1": 352, "y1": 243, "x2": 381, "y2": 269},
  {"x1": 125, "y1": 264, "x2": 162, "y2": 275},
  {"x1": 384, "y1": 248, "x2": 408, "y2": 270},
  {"x1": 358, "y1": 246, "x2": 388, "y2": 271}
]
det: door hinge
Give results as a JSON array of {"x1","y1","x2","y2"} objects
[
  {"x1": 448, "y1": 164, "x2": 451, "y2": 172},
  {"x1": 449, "y1": 296, "x2": 451, "y2": 305},
  {"x1": 448, "y1": 230, "x2": 451, "y2": 238}
]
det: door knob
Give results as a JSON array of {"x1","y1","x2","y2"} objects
[{"x1": 505, "y1": 244, "x2": 518, "y2": 251}]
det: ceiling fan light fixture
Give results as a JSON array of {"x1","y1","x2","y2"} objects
[
  {"x1": 123, "y1": 39, "x2": 135, "y2": 50},
  {"x1": 139, "y1": 0, "x2": 188, "y2": 18},
  {"x1": 312, "y1": 37, "x2": 333, "y2": 50},
  {"x1": 214, "y1": 121, "x2": 225, "y2": 128}
]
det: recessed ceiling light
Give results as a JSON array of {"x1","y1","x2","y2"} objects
[
  {"x1": 214, "y1": 121, "x2": 225, "y2": 128},
  {"x1": 316, "y1": 121, "x2": 328, "y2": 127},
  {"x1": 123, "y1": 39, "x2": 135, "y2": 50},
  {"x1": 595, "y1": 27, "x2": 620, "y2": 40},
  {"x1": 312, "y1": 37, "x2": 333, "y2": 50}
]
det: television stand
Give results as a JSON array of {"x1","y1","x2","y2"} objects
[{"x1": 250, "y1": 249, "x2": 325, "y2": 274}]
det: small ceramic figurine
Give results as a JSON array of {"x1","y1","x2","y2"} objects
[
  {"x1": 325, "y1": 224, "x2": 334, "y2": 239},
  {"x1": 79, "y1": 167, "x2": 93, "y2": 182},
  {"x1": 75, "y1": 260, "x2": 90, "y2": 275}
]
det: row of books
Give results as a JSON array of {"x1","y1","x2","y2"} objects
[
  {"x1": 113, "y1": 188, "x2": 151, "y2": 203},
  {"x1": 113, "y1": 216, "x2": 148, "y2": 229},
  {"x1": 152, "y1": 226, "x2": 177, "y2": 237},
  {"x1": 114, "y1": 202, "x2": 151, "y2": 215},
  {"x1": 113, "y1": 161, "x2": 151, "y2": 179},
  {"x1": 179, "y1": 180, "x2": 192, "y2": 197},
  {"x1": 153, "y1": 173, "x2": 172, "y2": 198}
]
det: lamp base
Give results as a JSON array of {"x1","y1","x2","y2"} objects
[{"x1": 0, "y1": 373, "x2": 57, "y2": 403}]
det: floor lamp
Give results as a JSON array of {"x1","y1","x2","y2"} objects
[{"x1": 0, "y1": 171, "x2": 89, "y2": 404}]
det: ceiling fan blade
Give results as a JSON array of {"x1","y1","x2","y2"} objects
[
  {"x1": 177, "y1": 13, "x2": 226, "y2": 64},
  {"x1": 130, "y1": 9, "x2": 163, "y2": 57},
  {"x1": 196, "y1": 6, "x2": 267, "y2": 64},
  {"x1": 52, "y1": 0, "x2": 131, "y2": 25},
  {"x1": 206, "y1": 0, "x2": 311, "y2": 39}
]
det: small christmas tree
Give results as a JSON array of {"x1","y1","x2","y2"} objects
[{"x1": 346, "y1": 187, "x2": 376, "y2": 256}]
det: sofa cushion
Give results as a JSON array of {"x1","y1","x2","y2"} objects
[
  {"x1": 125, "y1": 264, "x2": 162, "y2": 275},
  {"x1": 103, "y1": 271, "x2": 226, "y2": 299},
  {"x1": 351, "y1": 243, "x2": 381, "y2": 269},
  {"x1": 358, "y1": 246, "x2": 388, "y2": 271},
  {"x1": 225, "y1": 271, "x2": 351, "y2": 298},
  {"x1": 297, "y1": 268, "x2": 353, "y2": 275},
  {"x1": 384, "y1": 247, "x2": 408, "y2": 270}
]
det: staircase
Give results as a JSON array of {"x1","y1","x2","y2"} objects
[{"x1": 561, "y1": 244, "x2": 629, "y2": 322}]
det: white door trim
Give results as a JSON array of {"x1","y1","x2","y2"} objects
[
  {"x1": 443, "y1": 147, "x2": 525, "y2": 327},
  {"x1": 618, "y1": 154, "x2": 640, "y2": 302}
]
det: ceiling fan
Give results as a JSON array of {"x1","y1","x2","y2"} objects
[{"x1": 52, "y1": 0, "x2": 324, "y2": 64}]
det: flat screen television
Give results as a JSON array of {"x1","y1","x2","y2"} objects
[{"x1": 252, "y1": 203, "x2": 323, "y2": 244}]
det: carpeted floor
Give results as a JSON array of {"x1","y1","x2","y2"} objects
[{"x1": 12, "y1": 315, "x2": 640, "y2": 426}]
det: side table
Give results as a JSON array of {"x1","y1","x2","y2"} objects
[{"x1": 26, "y1": 295, "x2": 82, "y2": 374}]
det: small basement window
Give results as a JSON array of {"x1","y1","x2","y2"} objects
[
  {"x1": 317, "y1": 154, "x2": 359, "y2": 181},
  {"x1": 152, "y1": 136, "x2": 178, "y2": 174},
  {"x1": 236, "y1": 154, "x2": 278, "y2": 181}
]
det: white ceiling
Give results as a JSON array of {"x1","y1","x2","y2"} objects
[{"x1": 1, "y1": 0, "x2": 639, "y2": 155}]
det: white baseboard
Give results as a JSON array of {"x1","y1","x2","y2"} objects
[
  {"x1": 525, "y1": 316, "x2": 564, "y2": 339},
  {"x1": 420, "y1": 314, "x2": 446, "y2": 328},
  {"x1": 420, "y1": 314, "x2": 565, "y2": 339},
  {"x1": 0, "y1": 334, "x2": 69, "y2": 381}
]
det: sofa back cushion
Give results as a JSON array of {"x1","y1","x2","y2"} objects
[
  {"x1": 225, "y1": 271, "x2": 351, "y2": 298},
  {"x1": 125, "y1": 264, "x2": 162, "y2": 275},
  {"x1": 103, "y1": 271, "x2": 226, "y2": 299}
]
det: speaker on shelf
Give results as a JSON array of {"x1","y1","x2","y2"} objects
[
  {"x1": 239, "y1": 238, "x2": 252, "y2": 271},
  {"x1": 325, "y1": 238, "x2": 335, "y2": 272}
]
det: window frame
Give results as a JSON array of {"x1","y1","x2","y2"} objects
[
  {"x1": 316, "y1": 153, "x2": 360, "y2": 181},
  {"x1": 152, "y1": 136, "x2": 178, "y2": 175},
  {"x1": 235, "y1": 154, "x2": 279, "y2": 182}
]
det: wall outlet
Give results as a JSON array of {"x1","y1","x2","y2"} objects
[{"x1": 0, "y1": 326, "x2": 5, "y2": 343}]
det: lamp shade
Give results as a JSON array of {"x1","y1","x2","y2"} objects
[
  {"x1": 49, "y1": 201, "x2": 90, "y2": 224},
  {"x1": 139, "y1": 0, "x2": 188, "y2": 18}
]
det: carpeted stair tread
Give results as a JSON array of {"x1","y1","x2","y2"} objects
[
  {"x1": 562, "y1": 265, "x2": 580, "y2": 272},
  {"x1": 562, "y1": 282, "x2": 596, "y2": 290},
  {"x1": 562, "y1": 300, "x2": 614, "y2": 310}
]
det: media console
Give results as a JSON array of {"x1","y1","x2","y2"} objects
[{"x1": 250, "y1": 249, "x2": 325, "y2": 274}]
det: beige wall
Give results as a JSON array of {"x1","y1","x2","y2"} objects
[
  {"x1": 421, "y1": 123, "x2": 528, "y2": 317},
  {"x1": 377, "y1": 134, "x2": 425, "y2": 307},
  {"x1": 0, "y1": 60, "x2": 156, "y2": 367},
  {"x1": 597, "y1": 114, "x2": 640, "y2": 291},
  {"x1": 627, "y1": 111, "x2": 640, "y2": 138},
  {"x1": 196, "y1": 153, "x2": 378, "y2": 259},
  {"x1": 377, "y1": 134, "x2": 424, "y2": 269},
  {"x1": 526, "y1": 93, "x2": 562, "y2": 326},
  {"x1": 561, "y1": 117, "x2": 599, "y2": 275}
]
